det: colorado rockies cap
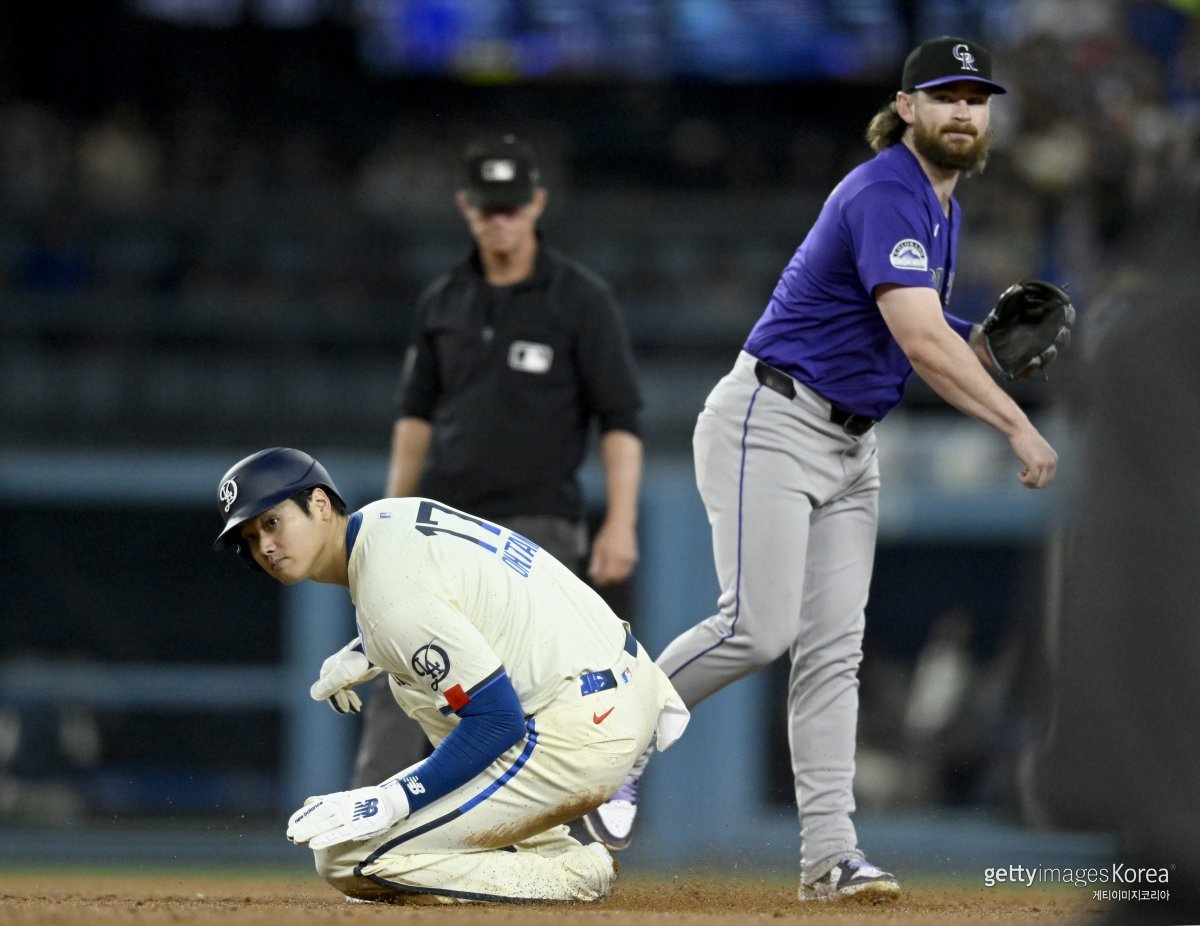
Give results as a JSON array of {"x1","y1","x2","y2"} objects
[
  {"x1": 901, "y1": 37, "x2": 1007, "y2": 95},
  {"x1": 463, "y1": 134, "x2": 540, "y2": 210}
]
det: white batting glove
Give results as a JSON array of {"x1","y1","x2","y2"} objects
[
  {"x1": 286, "y1": 783, "x2": 409, "y2": 851},
  {"x1": 310, "y1": 638, "x2": 383, "y2": 715},
  {"x1": 327, "y1": 687, "x2": 363, "y2": 715}
]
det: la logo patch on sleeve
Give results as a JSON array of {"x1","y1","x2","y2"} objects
[{"x1": 889, "y1": 239, "x2": 928, "y2": 270}]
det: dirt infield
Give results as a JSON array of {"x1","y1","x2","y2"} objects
[{"x1": 0, "y1": 870, "x2": 1106, "y2": 925}]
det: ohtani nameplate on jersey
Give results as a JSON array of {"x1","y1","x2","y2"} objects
[{"x1": 508, "y1": 341, "x2": 554, "y2": 374}]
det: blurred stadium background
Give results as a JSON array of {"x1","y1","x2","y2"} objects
[{"x1": 1, "y1": 0, "x2": 1196, "y2": 877}]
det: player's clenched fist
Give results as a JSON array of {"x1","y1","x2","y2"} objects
[{"x1": 286, "y1": 784, "x2": 410, "y2": 850}]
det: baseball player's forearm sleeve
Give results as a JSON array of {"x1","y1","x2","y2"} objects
[{"x1": 387, "y1": 671, "x2": 527, "y2": 814}]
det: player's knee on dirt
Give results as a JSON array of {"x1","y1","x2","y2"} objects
[
  {"x1": 313, "y1": 843, "x2": 376, "y2": 896},
  {"x1": 323, "y1": 870, "x2": 387, "y2": 901}
]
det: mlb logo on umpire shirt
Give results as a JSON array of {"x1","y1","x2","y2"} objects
[{"x1": 508, "y1": 341, "x2": 554, "y2": 374}]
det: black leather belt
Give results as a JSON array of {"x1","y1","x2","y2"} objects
[
  {"x1": 753, "y1": 359, "x2": 876, "y2": 437},
  {"x1": 579, "y1": 630, "x2": 638, "y2": 697}
]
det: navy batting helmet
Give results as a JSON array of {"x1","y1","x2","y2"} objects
[{"x1": 212, "y1": 448, "x2": 345, "y2": 563}]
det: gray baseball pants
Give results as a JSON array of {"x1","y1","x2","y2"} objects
[{"x1": 656, "y1": 350, "x2": 880, "y2": 881}]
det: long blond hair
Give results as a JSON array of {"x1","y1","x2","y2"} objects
[{"x1": 866, "y1": 100, "x2": 907, "y2": 152}]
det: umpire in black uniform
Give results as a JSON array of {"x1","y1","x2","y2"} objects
[{"x1": 351, "y1": 133, "x2": 645, "y2": 788}]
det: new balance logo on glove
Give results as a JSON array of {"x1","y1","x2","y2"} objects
[{"x1": 352, "y1": 798, "x2": 380, "y2": 821}]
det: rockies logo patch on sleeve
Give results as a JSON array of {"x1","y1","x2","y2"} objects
[{"x1": 889, "y1": 239, "x2": 928, "y2": 271}]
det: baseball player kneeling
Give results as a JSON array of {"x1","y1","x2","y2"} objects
[{"x1": 212, "y1": 448, "x2": 688, "y2": 904}]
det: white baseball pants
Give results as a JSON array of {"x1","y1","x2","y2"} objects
[{"x1": 313, "y1": 634, "x2": 685, "y2": 903}]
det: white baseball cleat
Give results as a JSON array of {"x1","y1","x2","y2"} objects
[{"x1": 797, "y1": 858, "x2": 900, "y2": 902}]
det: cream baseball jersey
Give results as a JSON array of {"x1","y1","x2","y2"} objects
[{"x1": 348, "y1": 497, "x2": 630, "y2": 723}]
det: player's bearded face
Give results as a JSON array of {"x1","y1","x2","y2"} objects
[
  {"x1": 910, "y1": 93, "x2": 993, "y2": 173},
  {"x1": 912, "y1": 116, "x2": 992, "y2": 172}
]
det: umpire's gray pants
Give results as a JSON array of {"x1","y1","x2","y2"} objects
[{"x1": 656, "y1": 350, "x2": 880, "y2": 881}]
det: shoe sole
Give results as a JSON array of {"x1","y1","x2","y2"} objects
[{"x1": 798, "y1": 880, "x2": 901, "y2": 903}]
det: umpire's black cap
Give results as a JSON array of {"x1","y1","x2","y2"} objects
[
  {"x1": 213, "y1": 447, "x2": 343, "y2": 554},
  {"x1": 463, "y1": 134, "x2": 540, "y2": 210},
  {"x1": 902, "y1": 37, "x2": 1007, "y2": 95}
]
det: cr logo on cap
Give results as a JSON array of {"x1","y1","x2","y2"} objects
[
  {"x1": 219, "y1": 477, "x2": 238, "y2": 513},
  {"x1": 952, "y1": 43, "x2": 979, "y2": 72}
]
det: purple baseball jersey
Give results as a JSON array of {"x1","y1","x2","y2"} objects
[{"x1": 744, "y1": 143, "x2": 974, "y2": 420}]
